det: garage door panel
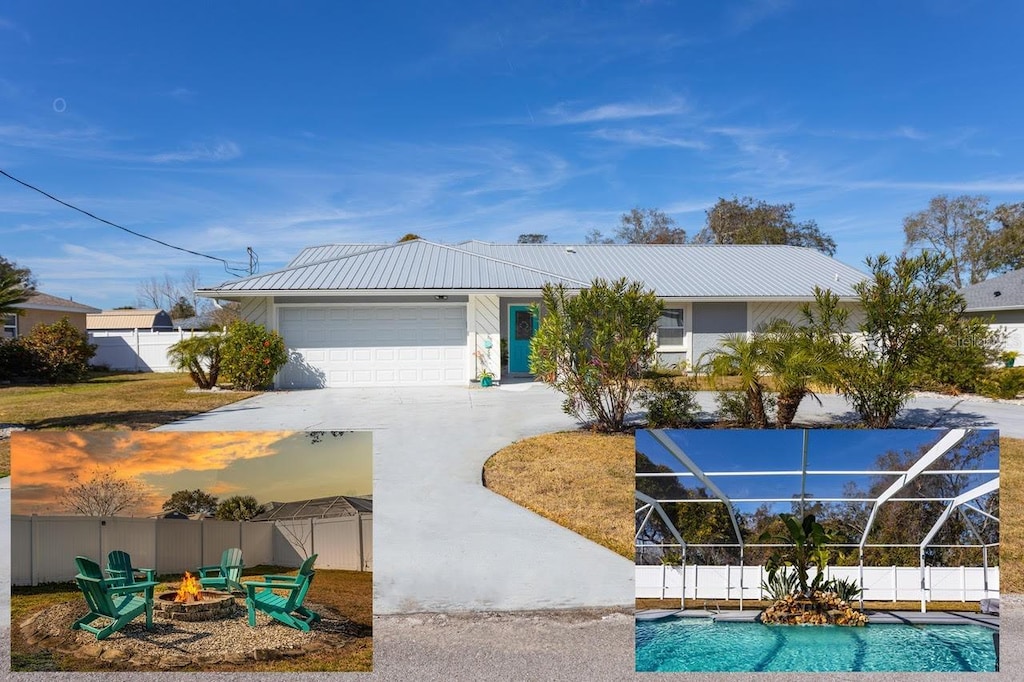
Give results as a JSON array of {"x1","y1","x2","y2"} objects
[{"x1": 281, "y1": 305, "x2": 467, "y2": 387}]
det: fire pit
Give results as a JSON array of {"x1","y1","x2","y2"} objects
[{"x1": 154, "y1": 571, "x2": 237, "y2": 622}]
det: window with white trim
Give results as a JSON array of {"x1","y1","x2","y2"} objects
[
  {"x1": 2, "y1": 313, "x2": 16, "y2": 339},
  {"x1": 657, "y1": 308, "x2": 684, "y2": 346}
]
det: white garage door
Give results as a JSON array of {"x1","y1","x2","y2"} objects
[{"x1": 278, "y1": 305, "x2": 467, "y2": 387}]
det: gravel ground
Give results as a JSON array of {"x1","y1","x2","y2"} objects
[{"x1": 20, "y1": 599, "x2": 364, "y2": 666}]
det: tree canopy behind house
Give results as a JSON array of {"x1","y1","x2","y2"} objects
[
  {"x1": 162, "y1": 489, "x2": 219, "y2": 516},
  {"x1": 903, "y1": 194, "x2": 1024, "y2": 286},
  {"x1": 694, "y1": 197, "x2": 837, "y2": 255}
]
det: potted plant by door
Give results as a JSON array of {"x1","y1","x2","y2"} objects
[
  {"x1": 478, "y1": 370, "x2": 494, "y2": 387},
  {"x1": 1001, "y1": 351, "x2": 1019, "y2": 368}
]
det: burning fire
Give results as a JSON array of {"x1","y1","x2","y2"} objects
[{"x1": 174, "y1": 572, "x2": 203, "y2": 603}]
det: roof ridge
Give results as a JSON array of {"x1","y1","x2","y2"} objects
[{"x1": 430, "y1": 240, "x2": 591, "y2": 286}]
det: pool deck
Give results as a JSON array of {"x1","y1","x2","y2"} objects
[{"x1": 636, "y1": 608, "x2": 1000, "y2": 629}]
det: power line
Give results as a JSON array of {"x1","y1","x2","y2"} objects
[{"x1": 0, "y1": 168, "x2": 255, "y2": 277}]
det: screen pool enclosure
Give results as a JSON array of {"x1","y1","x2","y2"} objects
[{"x1": 635, "y1": 428, "x2": 999, "y2": 612}]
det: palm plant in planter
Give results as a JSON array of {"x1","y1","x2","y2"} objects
[{"x1": 757, "y1": 513, "x2": 867, "y2": 626}]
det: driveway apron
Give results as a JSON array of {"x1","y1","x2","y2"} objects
[{"x1": 157, "y1": 383, "x2": 635, "y2": 613}]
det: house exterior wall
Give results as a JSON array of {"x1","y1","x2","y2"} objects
[
  {"x1": 468, "y1": 294, "x2": 500, "y2": 380},
  {"x1": 691, "y1": 302, "x2": 748, "y2": 366}
]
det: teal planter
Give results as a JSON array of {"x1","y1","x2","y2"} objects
[{"x1": 480, "y1": 377, "x2": 493, "y2": 387}]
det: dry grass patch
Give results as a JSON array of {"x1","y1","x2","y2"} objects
[
  {"x1": 1000, "y1": 436, "x2": 1023, "y2": 592},
  {"x1": 11, "y1": 566, "x2": 372, "y2": 673},
  {"x1": 484, "y1": 431, "x2": 634, "y2": 559},
  {"x1": 0, "y1": 372, "x2": 255, "y2": 477}
]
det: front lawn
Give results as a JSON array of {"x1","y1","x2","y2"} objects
[
  {"x1": 0, "y1": 372, "x2": 256, "y2": 477},
  {"x1": 11, "y1": 566, "x2": 372, "y2": 672},
  {"x1": 485, "y1": 433, "x2": 1021, "y2": 590}
]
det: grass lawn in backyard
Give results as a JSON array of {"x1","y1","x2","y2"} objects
[
  {"x1": 0, "y1": 372, "x2": 256, "y2": 477},
  {"x1": 485, "y1": 433, "x2": 1021, "y2": 593},
  {"x1": 11, "y1": 566, "x2": 372, "y2": 672}
]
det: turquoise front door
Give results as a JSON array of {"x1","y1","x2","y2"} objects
[{"x1": 508, "y1": 305, "x2": 538, "y2": 373}]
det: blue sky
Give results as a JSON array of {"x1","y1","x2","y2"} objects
[
  {"x1": 636, "y1": 428, "x2": 999, "y2": 513},
  {"x1": 2, "y1": 1, "x2": 1023, "y2": 308}
]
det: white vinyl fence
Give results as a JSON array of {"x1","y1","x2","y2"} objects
[
  {"x1": 12, "y1": 514, "x2": 372, "y2": 586},
  {"x1": 89, "y1": 330, "x2": 214, "y2": 372},
  {"x1": 636, "y1": 564, "x2": 1000, "y2": 603}
]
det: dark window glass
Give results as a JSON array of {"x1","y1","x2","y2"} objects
[{"x1": 514, "y1": 310, "x2": 534, "y2": 340}]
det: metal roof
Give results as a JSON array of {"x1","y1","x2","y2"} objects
[
  {"x1": 15, "y1": 291, "x2": 101, "y2": 314},
  {"x1": 200, "y1": 239, "x2": 868, "y2": 298},
  {"x1": 86, "y1": 309, "x2": 174, "y2": 330},
  {"x1": 250, "y1": 495, "x2": 373, "y2": 521},
  {"x1": 960, "y1": 268, "x2": 1024, "y2": 311}
]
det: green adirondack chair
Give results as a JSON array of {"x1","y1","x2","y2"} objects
[
  {"x1": 244, "y1": 554, "x2": 320, "y2": 631},
  {"x1": 71, "y1": 556, "x2": 156, "y2": 640},
  {"x1": 197, "y1": 547, "x2": 244, "y2": 593},
  {"x1": 106, "y1": 550, "x2": 156, "y2": 587}
]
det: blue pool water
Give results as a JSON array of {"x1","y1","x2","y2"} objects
[{"x1": 635, "y1": 618, "x2": 997, "y2": 673}]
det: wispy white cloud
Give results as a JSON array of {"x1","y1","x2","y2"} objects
[
  {"x1": 812, "y1": 126, "x2": 928, "y2": 142},
  {"x1": 148, "y1": 140, "x2": 241, "y2": 163},
  {"x1": 589, "y1": 127, "x2": 707, "y2": 150},
  {"x1": 728, "y1": 0, "x2": 796, "y2": 33},
  {"x1": 0, "y1": 16, "x2": 31, "y2": 43},
  {"x1": 543, "y1": 98, "x2": 687, "y2": 125},
  {"x1": 164, "y1": 87, "x2": 197, "y2": 101}
]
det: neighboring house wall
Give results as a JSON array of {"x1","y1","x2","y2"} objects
[
  {"x1": 89, "y1": 329, "x2": 214, "y2": 372},
  {"x1": 966, "y1": 310, "x2": 1024, "y2": 360},
  {"x1": 13, "y1": 309, "x2": 90, "y2": 336},
  {"x1": 691, "y1": 302, "x2": 748, "y2": 366}
]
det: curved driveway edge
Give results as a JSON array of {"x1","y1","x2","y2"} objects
[{"x1": 157, "y1": 383, "x2": 634, "y2": 613}]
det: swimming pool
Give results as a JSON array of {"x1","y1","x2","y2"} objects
[{"x1": 635, "y1": 618, "x2": 997, "y2": 672}]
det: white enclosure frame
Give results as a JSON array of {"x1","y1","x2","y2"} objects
[{"x1": 636, "y1": 428, "x2": 1000, "y2": 613}]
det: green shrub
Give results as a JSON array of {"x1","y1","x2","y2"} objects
[
  {"x1": 19, "y1": 317, "x2": 96, "y2": 383},
  {"x1": 0, "y1": 337, "x2": 36, "y2": 381},
  {"x1": 761, "y1": 566, "x2": 800, "y2": 600},
  {"x1": 168, "y1": 334, "x2": 223, "y2": 389},
  {"x1": 822, "y1": 576, "x2": 863, "y2": 602},
  {"x1": 639, "y1": 376, "x2": 701, "y2": 428},
  {"x1": 220, "y1": 320, "x2": 289, "y2": 390},
  {"x1": 978, "y1": 367, "x2": 1024, "y2": 400},
  {"x1": 715, "y1": 390, "x2": 776, "y2": 426}
]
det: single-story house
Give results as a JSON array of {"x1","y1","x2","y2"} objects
[
  {"x1": 251, "y1": 495, "x2": 373, "y2": 521},
  {"x1": 86, "y1": 308, "x2": 174, "y2": 331},
  {"x1": 3, "y1": 291, "x2": 101, "y2": 339},
  {"x1": 197, "y1": 239, "x2": 868, "y2": 388},
  {"x1": 961, "y1": 267, "x2": 1024, "y2": 364}
]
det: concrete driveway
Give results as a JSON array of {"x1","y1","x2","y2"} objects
[
  {"x1": 156, "y1": 384, "x2": 1024, "y2": 614},
  {"x1": 158, "y1": 381, "x2": 634, "y2": 613}
]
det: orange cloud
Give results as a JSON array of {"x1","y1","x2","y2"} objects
[{"x1": 11, "y1": 431, "x2": 293, "y2": 516}]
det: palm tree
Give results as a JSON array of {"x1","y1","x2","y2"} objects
[
  {"x1": 757, "y1": 320, "x2": 833, "y2": 428},
  {"x1": 700, "y1": 333, "x2": 770, "y2": 428},
  {"x1": 0, "y1": 269, "x2": 32, "y2": 317}
]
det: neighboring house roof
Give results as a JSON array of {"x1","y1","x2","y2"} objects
[
  {"x1": 961, "y1": 268, "x2": 1024, "y2": 312},
  {"x1": 200, "y1": 239, "x2": 868, "y2": 299},
  {"x1": 14, "y1": 291, "x2": 101, "y2": 314},
  {"x1": 87, "y1": 309, "x2": 174, "y2": 330},
  {"x1": 250, "y1": 495, "x2": 373, "y2": 521},
  {"x1": 172, "y1": 311, "x2": 218, "y2": 330}
]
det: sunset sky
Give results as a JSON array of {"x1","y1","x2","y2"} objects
[{"x1": 11, "y1": 430, "x2": 372, "y2": 516}]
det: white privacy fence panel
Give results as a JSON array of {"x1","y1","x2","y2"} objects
[
  {"x1": 242, "y1": 522, "x2": 274, "y2": 566},
  {"x1": 12, "y1": 514, "x2": 372, "y2": 585},
  {"x1": 155, "y1": 520, "x2": 203, "y2": 575},
  {"x1": 636, "y1": 565, "x2": 1000, "y2": 602},
  {"x1": 89, "y1": 330, "x2": 214, "y2": 372},
  {"x1": 101, "y1": 517, "x2": 157, "y2": 573},
  {"x1": 270, "y1": 515, "x2": 373, "y2": 571}
]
